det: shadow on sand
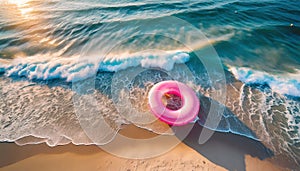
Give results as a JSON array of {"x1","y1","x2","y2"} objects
[{"x1": 173, "y1": 96, "x2": 274, "y2": 171}]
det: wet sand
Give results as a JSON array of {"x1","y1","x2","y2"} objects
[{"x1": 0, "y1": 124, "x2": 288, "y2": 171}]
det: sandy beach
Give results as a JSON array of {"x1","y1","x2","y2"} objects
[{"x1": 0, "y1": 125, "x2": 288, "y2": 171}]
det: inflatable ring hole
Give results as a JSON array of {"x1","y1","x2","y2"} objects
[{"x1": 161, "y1": 92, "x2": 183, "y2": 111}]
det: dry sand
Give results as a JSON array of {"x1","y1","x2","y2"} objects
[{"x1": 0, "y1": 125, "x2": 288, "y2": 171}]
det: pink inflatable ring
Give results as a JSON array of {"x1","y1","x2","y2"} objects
[{"x1": 148, "y1": 81, "x2": 200, "y2": 126}]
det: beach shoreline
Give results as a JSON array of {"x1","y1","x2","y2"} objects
[{"x1": 0, "y1": 125, "x2": 288, "y2": 171}]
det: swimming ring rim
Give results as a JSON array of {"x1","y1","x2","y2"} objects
[{"x1": 148, "y1": 80, "x2": 200, "y2": 126}]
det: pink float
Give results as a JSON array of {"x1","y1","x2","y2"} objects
[{"x1": 148, "y1": 80, "x2": 200, "y2": 126}]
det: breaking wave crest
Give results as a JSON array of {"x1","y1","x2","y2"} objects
[
  {"x1": 229, "y1": 67, "x2": 300, "y2": 97},
  {"x1": 0, "y1": 51, "x2": 190, "y2": 82}
]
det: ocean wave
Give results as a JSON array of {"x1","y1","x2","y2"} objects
[
  {"x1": 0, "y1": 51, "x2": 190, "y2": 82},
  {"x1": 229, "y1": 66, "x2": 300, "y2": 97}
]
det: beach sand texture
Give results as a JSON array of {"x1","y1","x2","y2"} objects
[{"x1": 0, "y1": 125, "x2": 288, "y2": 171}]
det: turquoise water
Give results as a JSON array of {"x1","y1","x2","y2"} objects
[
  {"x1": 0, "y1": 0, "x2": 299, "y2": 169},
  {"x1": 0, "y1": 0, "x2": 299, "y2": 95}
]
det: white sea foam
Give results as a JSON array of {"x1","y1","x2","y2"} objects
[
  {"x1": 0, "y1": 51, "x2": 190, "y2": 82},
  {"x1": 229, "y1": 67, "x2": 300, "y2": 97}
]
